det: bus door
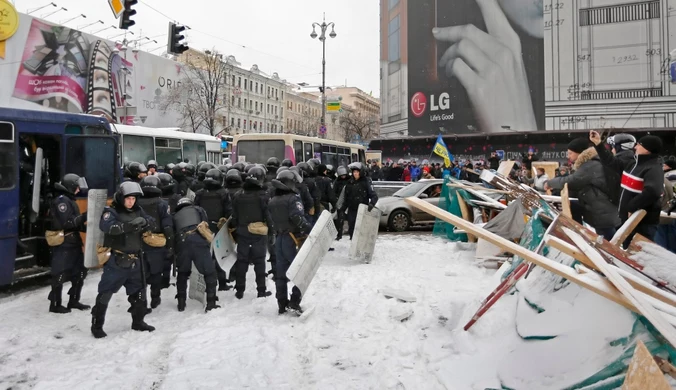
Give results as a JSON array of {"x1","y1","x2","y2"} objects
[
  {"x1": 303, "y1": 142, "x2": 313, "y2": 162},
  {"x1": 0, "y1": 122, "x2": 18, "y2": 285}
]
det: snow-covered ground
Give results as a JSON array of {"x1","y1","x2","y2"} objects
[{"x1": 0, "y1": 235, "x2": 519, "y2": 390}]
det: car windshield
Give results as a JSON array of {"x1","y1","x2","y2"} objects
[{"x1": 392, "y1": 182, "x2": 429, "y2": 197}]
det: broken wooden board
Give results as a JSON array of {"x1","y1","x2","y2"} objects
[
  {"x1": 403, "y1": 197, "x2": 646, "y2": 315},
  {"x1": 560, "y1": 183, "x2": 572, "y2": 219},
  {"x1": 497, "y1": 160, "x2": 516, "y2": 177},
  {"x1": 463, "y1": 187, "x2": 507, "y2": 210},
  {"x1": 379, "y1": 288, "x2": 417, "y2": 303},
  {"x1": 621, "y1": 340, "x2": 672, "y2": 390},
  {"x1": 479, "y1": 170, "x2": 546, "y2": 211},
  {"x1": 610, "y1": 210, "x2": 647, "y2": 246},
  {"x1": 545, "y1": 235, "x2": 676, "y2": 310},
  {"x1": 456, "y1": 194, "x2": 477, "y2": 243},
  {"x1": 564, "y1": 228, "x2": 676, "y2": 349},
  {"x1": 447, "y1": 183, "x2": 510, "y2": 194}
]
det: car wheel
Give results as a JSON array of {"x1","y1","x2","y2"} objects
[{"x1": 388, "y1": 210, "x2": 411, "y2": 232}]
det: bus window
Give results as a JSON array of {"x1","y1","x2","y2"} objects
[
  {"x1": 65, "y1": 125, "x2": 82, "y2": 134},
  {"x1": 0, "y1": 122, "x2": 15, "y2": 189},
  {"x1": 122, "y1": 135, "x2": 154, "y2": 165},
  {"x1": 66, "y1": 137, "x2": 117, "y2": 195},
  {"x1": 352, "y1": 153, "x2": 358, "y2": 163},
  {"x1": 155, "y1": 138, "x2": 182, "y2": 168},
  {"x1": 294, "y1": 140, "x2": 303, "y2": 164},
  {"x1": 183, "y1": 140, "x2": 207, "y2": 164},
  {"x1": 235, "y1": 140, "x2": 284, "y2": 164},
  {"x1": 358, "y1": 149, "x2": 366, "y2": 163},
  {"x1": 84, "y1": 126, "x2": 108, "y2": 135},
  {"x1": 313, "y1": 143, "x2": 322, "y2": 159},
  {"x1": 303, "y1": 143, "x2": 313, "y2": 162}
]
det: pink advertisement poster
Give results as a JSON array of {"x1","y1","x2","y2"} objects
[{"x1": 12, "y1": 18, "x2": 134, "y2": 123}]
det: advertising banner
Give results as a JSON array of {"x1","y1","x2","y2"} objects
[
  {"x1": 0, "y1": 13, "x2": 186, "y2": 128},
  {"x1": 407, "y1": 0, "x2": 545, "y2": 136}
]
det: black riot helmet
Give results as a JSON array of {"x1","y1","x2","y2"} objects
[
  {"x1": 217, "y1": 165, "x2": 229, "y2": 175},
  {"x1": 184, "y1": 163, "x2": 196, "y2": 177},
  {"x1": 197, "y1": 161, "x2": 207, "y2": 171},
  {"x1": 336, "y1": 166, "x2": 348, "y2": 177},
  {"x1": 297, "y1": 162, "x2": 313, "y2": 177},
  {"x1": 281, "y1": 159, "x2": 293, "y2": 167},
  {"x1": 166, "y1": 163, "x2": 176, "y2": 171},
  {"x1": 272, "y1": 170, "x2": 299, "y2": 193},
  {"x1": 326, "y1": 164, "x2": 334, "y2": 174},
  {"x1": 288, "y1": 166, "x2": 303, "y2": 181},
  {"x1": 607, "y1": 133, "x2": 637, "y2": 152},
  {"x1": 204, "y1": 168, "x2": 224, "y2": 187},
  {"x1": 307, "y1": 158, "x2": 321, "y2": 173},
  {"x1": 114, "y1": 181, "x2": 144, "y2": 205},
  {"x1": 277, "y1": 166, "x2": 289, "y2": 174},
  {"x1": 225, "y1": 169, "x2": 243, "y2": 186},
  {"x1": 125, "y1": 162, "x2": 148, "y2": 181},
  {"x1": 244, "y1": 163, "x2": 256, "y2": 173},
  {"x1": 175, "y1": 197, "x2": 193, "y2": 213},
  {"x1": 255, "y1": 163, "x2": 268, "y2": 174},
  {"x1": 140, "y1": 175, "x2": 162, "y2": 197},
  {"x1": 157, "y1": 173, "x2": 176, "y2": 193},
  {"x1": 171, "y1": 163, "x2": 185, "y2": 179},
  {"x1": 232, "y1": 162, "x2": 246, "y2": 172},
  {"x1": 55, "y1": 173, "x2": 88, "y2": 195},
  {"x1": 245, "y1": 166, "x2": 266, "y2": 187},
  {"x1": 266, "y1": 157, "x2": 281, "y2": 169},
  {"x1": 147, "y1": 160, "x2": 158, "y2": 170},
  {"x1": 198, "y1": 163, "x2": 216, "y2": 179}
]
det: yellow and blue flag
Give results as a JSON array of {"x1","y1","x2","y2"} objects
[{"x1": 433, "y1": 134, "x2": 453, "y2": 167}]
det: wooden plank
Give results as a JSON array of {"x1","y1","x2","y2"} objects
[
  {"x1": 610, "y1": 210, "x2": 647, "y2": 246},
  {"x1": 404, "y1": 197, "x2": 642, "y2": 314},
  {"x1": 560, "y1": 183, "x2": 572, "y2": 219},
  {"x1": 463, "y1": 187, "x2": 507, "y2": 209},
  {"x1": 532, "y1": 161, "x2": 560, "y2": 181},
  {"x1": 545, "y1": 235, "x2": 676, "y2": 309},
  {"x1": 497, "y1": 160, "x2": 515, "y2": 177},
  {"x1": 447, "y1": 183, "x2": 510, "y2": 194},
  {"x1": 621, "y1": 340, "x2": 672, "y2": 390},
  {"x1": 456, "y1": 194, "x2": 477, "y2": 243},
  {"x1": 564, "y1": 228, "x2": 676, "y2": 348}
]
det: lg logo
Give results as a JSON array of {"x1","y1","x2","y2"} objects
[{"x1": 411, "y1": 92, "x2": 427, "y2": 118}]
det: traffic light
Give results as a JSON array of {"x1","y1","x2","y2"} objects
[
  {"x1": 168, "y1": 22, "x2": 189, "y2": 55},
  {"x1": 118, "y1": 0, "x2": 137, "y2": 30}
]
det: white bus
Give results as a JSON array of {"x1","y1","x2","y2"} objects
[
  {"x1": 113, "y1": 124, "x2": 222, "y2": 169},
  {"x1": 233, "y1": 133, "x2": 366, "y2": 167}
]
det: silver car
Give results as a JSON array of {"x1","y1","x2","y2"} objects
[{"x1": 375, "y1": 179, "x2": 443, "y2": 231}]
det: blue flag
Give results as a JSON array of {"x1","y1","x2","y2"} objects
[{"x1": 433, "y1": 135, "x2": 453, "y2": 167}]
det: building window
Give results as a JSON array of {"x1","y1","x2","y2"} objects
[
  {"x1": 238, "y1": 97, "x2": 241, "y2": 107},
  {"x1": 281, "y1": 91, "x2": 284, "y2": 100},
  {"x1": 237, "y1": 118, "x2": 241, "y2": 128},
  {"x1": 244, "y1": 99, "x2": 247, "y2": 109},
  {"x1": 232, "y1": 75, "x2": 235, "y2": 85},
  {"x1": 250, "y1": 99, "x2": 253, "y2": 109},
  {"x1": 244, "y1": 79, "x2": 247, "y2": 89},
  {"x1": 231, "y1": 96, "x2": 235, "y2": 105},
  {"x1": 238, "y1": 77, "x2": 241, "y2": 87},
  {"x1": 231, "y1": 117, "x2": 234, "y2": 126},
  {"x1": 255, "y1": 82, "x2": 258, "y2": 92},
  {"x1": 255, "y1": 101, "x2": 258, "y2": 111},
  {"x1": 267, "y1": 86, "x2": 270, "y2": 96},
  {"x1": 388, "y1": 15, "x2": 400, "y2": 62},
  {"x1": 388, "y1": 0, "x2": 399, "y2": 10}
]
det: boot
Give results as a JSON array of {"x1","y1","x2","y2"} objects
[
  {"x1": 176, "y1": 273, "x2": 188, "y2": 312},
  {"x1": 205, "y1": 296, "x2": 221, "y2": 312},
  {"x1": 90, "y1": 295, "x2": 109, "y2": 339},
  {"x1": 287, "y1": 301, "x2": 304, "y2": 316},
  {"x1": 150, "y1": 288, "x2": 161, "y2": 309},
  {"x1": 130, "y1": 298, "x2": 156, "y2": 332},
  {"x1": 67, "y1": 280, "x2": 91, "y2": 311},
  {"x1": 48, "y1": 285, "x2": 71, "y2": 314},
  {"x1": 235, "y1": 290, "x2": 244, "y2": 299},
  {"x1": 277, "y1": 299, "x2": 288, "y2": 315},
  {"x1": 176, "y1": 293, "x2": 186, "y2": 312},
  {"x1": 218, "y1": 282, "x2": 232, "y2": 291},
  {"x1": 257, "y1": 291, "x2": 272, "y2": 298},
  {"x1": 288, "y1": 287, "x2": 303, "y2": 315}
]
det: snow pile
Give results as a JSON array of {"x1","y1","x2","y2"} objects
[{"x1": 628, "y1": 241, "x2": 676, "y2": 287}]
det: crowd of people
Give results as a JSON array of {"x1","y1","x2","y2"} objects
[{"x1": 45, "y1": 157, "x2": 378, "y2": 338}]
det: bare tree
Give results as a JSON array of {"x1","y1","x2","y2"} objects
[
  {"x1": 339, "y1": 109, "x2": 378, "y2": 142},
  {"x1": 160, "y1": 48, "x2": 230, "y2": 135}
]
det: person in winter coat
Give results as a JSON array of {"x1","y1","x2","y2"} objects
[
  {"x1": 402, "y1": 165, "x2": 412, "y2": 182},
  {"x1": 340, "y1": 163, "x2": 378, "y2": 240},
  {"x1": 655, "y1": 160, "x2": 676, "y2": 253},
  {"x1": 369, "y1": 161, "x2": 383, "y2": 181},
  {"x1": 409, "y1": 161, "x2": 421, "y2": 182},
  {"x1": 533, "y1": 168, "x2": 549, "y2": 193},
  {"x1": 488, "y1": 152, "x2": 501, "y2": 171},
  {"x1": 590, "y1": 131, "x2": 664, "y2": 245},
  {"x1": 522, "y1": 149, "x2": 538, "y2": 170},
  {"x1": 334, "y1": 166, "x2": 350, "y2": 240},
  {"x1": 386, "y1": 161, "x2": 404, "y2": 181},
  {"x1": 545, "y1": 138, "x2": 621, "y2": 240}
]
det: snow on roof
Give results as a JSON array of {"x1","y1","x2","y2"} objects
[{"x1": 112, "y1": 124, "x2": 219, "y2": 142}]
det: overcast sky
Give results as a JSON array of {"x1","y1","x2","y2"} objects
[{"x1": 17, "y1": 0, "x2": 381, "y2": 97}]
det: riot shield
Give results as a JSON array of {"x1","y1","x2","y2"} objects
[
  {"x1": 349, "y1": 203, "x2": 381, "y2": 264},
  {"x1": 31, "y1": 147, "x2": 43, "y2": 218},
  {"x1": 188, "y1": 263, "x2": 207, "y2": 307},
  {"x1": 211, "y1": 224, "x2": 237, "y2": 271},
  {"x1": 286, "y1": 210, "x2": 337, "y2": 296},
  {"x1": 84, "y1": 189, "x2": 108, "y2": 268},
  {"x1": 186, "y1": 188, "x2": 196, "y2": 202}
]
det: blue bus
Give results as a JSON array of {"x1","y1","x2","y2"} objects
[{"x1": 0, "y1": 108, "x2": 121, "y2": 286}]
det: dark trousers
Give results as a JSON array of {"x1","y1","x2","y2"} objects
[
  {"x1": 595, "y1": 227, "x2": 617, "y2": 241},
  {"x1": 143, "y1": 246, "x2": 166, "y2": 291},
  {"x1": 655, "y1": 221, "x2": 676, "y2": 254},
  {"x1": 335, "y1": 211, "x2": 346, "y2": 239},
  {"x1": 176, "y1": 233, "x2": 217, "y2": 296},
  {"x1": 347, "y1": 209, "x2": 358, "y2": 240},
  {"x1": 234, "y1": 233, "x2": 267, "y2": 293},
  {"x1": 50, "y1": 245, "x2": 87, "y2": 302},
  {"x1": 97, "y1": 254, "x2": 144, "y2": 296},
  {"x1": 267, "y1": 233, "x2": 277, "y2": 277},
  {"x1": 274, "y1": 234, "x2": 301, "y2": 305}
]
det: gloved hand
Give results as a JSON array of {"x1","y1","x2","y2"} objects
[
  {"x1": 130, "y1": 217, "x2": 147, "y2": 230},
  {"x1": 367, "y1": 204, "x2": 374, "y2": 212}
]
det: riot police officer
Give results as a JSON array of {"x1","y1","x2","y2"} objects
[
  {"x1": 192, "y1": 162, "x2": 216, "y2": 193},
  {"x1": 172, "y1": 162, "x2": 191, "y2": 197},
  {"x1": 228, "y1": 166, "x2": 272, "y2": 299},
  {"x1": 315, "y1": 164, "x2": 337, "y2": 214},
  {"x1": 173, "y1": 198, "x2": 221, "y2": 312},
  {"x1": 264, "y1": 158, "x2": 281, "y2": 278},
  {"x1": 266, "y1": 157, "x2": 280, "y2": 184},
  {"x1": 291, "y1": 165, "x2": 316, "y2": 221},
  {"x1": 225, "y1": 169, "x2": 243, "y2": 197},
  {"x1": 341, "y1": 163, "x2": 378, "y2": 240},
  {"x1": 333, "y1": 166, "x2": 350, "y2": 240},
  {"x1": 124, "y1": 162, "x2": 148, "y2": 183},
  {"x1": 298, "y1": 162, "x2": 321, "y2": 222},
  {"x1": 269, "y1": 170, "x2": 311, "y2": 315},
  {"x1": 158, "y1": 172, "x2": 179, "y2": 288},
  {"x1": 91, "y1": 182, "x2": 156, "y2": 338},
  {"x1": 281, "y1": 159, "x2": 294, "y2": 168},
  {"x1": 48, "y1": 174, "x2": 90, "y2": 314},
  {"x1": 147, "y1": 160, "x2": 158, "y2": 176},
  {"x1": 194, "y1": 168, "x2": 233, "y2": 291},
  {"x1": 137, "y1": 176, "x2": 174, "y2": 308}
]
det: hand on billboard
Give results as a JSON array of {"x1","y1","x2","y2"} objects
[{"x1": 433, "y1": 0, "x2": 537, "y2": 133}]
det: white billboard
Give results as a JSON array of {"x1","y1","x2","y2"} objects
[{"x1": 0, "y1": 13, "x2": 186, "y2": 128}]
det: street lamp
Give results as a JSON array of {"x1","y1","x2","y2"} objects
[
  {"x1": 310, "y1": 13, "x2": 336, "y2": 139},
  {"x1": 61, "y1": 14, "x2": 86, "y2": 25},
  {"x1": 27, "y1": 2, "x2": 56, "y2": 15},
  {"x1": 42, "y1": 6, "x2": 67, "y2": 18}
]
